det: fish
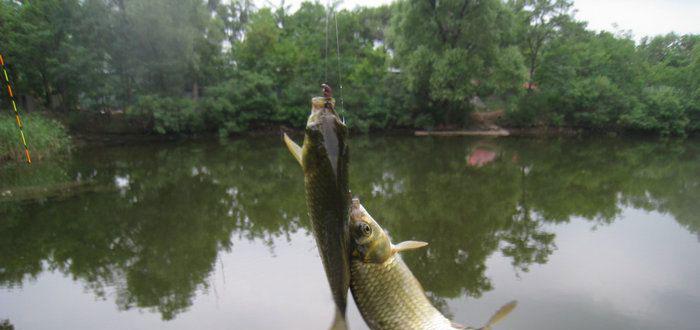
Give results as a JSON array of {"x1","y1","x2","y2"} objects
[
  {"x1": 349, "y1": 198, "x2": 517, "y2": 330},
  {"x1": 284, "y1": 103, "x2": 515, "y2": 329},
  {"x1": 283, "y1": 93, "x2": 351, "y2": 327}
]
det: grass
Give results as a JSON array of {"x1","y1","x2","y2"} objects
[{"x1": 0, "y1": 113, "x2": 71, "y2": 163}]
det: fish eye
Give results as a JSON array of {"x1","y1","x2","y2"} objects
[{"x1": 359, "y1": 222, "x2": 372, "y2": 237}]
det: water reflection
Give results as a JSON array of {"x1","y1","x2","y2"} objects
[{"x1": 1, "y1": 136, "x2": 699, "y2": 321}]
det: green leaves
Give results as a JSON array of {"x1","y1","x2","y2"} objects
[
  {"x1": 202, "y1": 71, "x2": 277, "y2": 136},
  {"x1": 0, "y1": 114, "x2": 70, "y2": 162},
  {"x1": 1, "y1": 0, "x2": 700, "y2": 135},
  {"x1": 131, "y1": 96, "x2": 203, "y2": 135},
  {"x1": 623, "y1": 86, "x2": 689, "y2": 136}
]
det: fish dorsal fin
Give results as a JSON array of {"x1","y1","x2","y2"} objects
[
  {"x1": 481, "y1": 300, "x2": 517, "y2": 330},
  {"x1": 392, "y1": 241, "x2": 428, "y2": 254},
  {"x1": 283, "y1": 133, "x2": 303, "y2": 167}
]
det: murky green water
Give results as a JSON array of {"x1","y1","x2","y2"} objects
[{"x1": 1, "y1": 135, "x2": 699, "y2": 329}]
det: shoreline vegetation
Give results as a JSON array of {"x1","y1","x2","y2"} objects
[
  {"x1": 0, "y1": 0, "x2": 699, "y2": 163},
  {"x1": 0, "y1": 114, "x2": 70, "y2": 163},
  {"x1": 0, "y1": 111, "x2": 695, "y2": 166}
]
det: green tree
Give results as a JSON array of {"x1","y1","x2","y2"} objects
[
  {"x1": 390, "y1": 0, "x2": 515, "y2": 128},
  {"x1": 510, "y1": 0, "x2": 572, "y2": 90},
  {"x1": 0, "y1": 0, "x2": 107, "y2": 111},
  {"x1": 528, "y1": 24, "x2": 645, "y2": 128}
]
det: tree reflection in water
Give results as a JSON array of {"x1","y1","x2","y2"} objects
[{"x1": 1, "y1": 136, "x2": 699, "y2": 320}]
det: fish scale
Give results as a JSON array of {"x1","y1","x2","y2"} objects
[
  {"x1": 301, "y1": 97, "x2": 351, "y2": 318},
  {"x1": 350, "y1": 256, "x2": 455, "y2": 330},
  {"x1": 347, "y1": 200, "x2": 516, "y2": 330}
]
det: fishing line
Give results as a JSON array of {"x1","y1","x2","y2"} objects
[
  {"x1": 321, "y1": 1, "x2": 346, "y2": 118},
  {"x1": 0, "y1": 52, "x2": 31, "y2": 164},
  {"x1": 333, "y1": 10, "x2": 344, "y2": 114},
  {"x1": 324, "y1": 0, "x2": 330, "y2": 84}
]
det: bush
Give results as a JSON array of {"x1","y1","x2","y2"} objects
[
  {"x1": 621, "y1": 86, "x2": 688, "y2": 136},
  {"x1": 202, "y1": 71, "x2": 278, "y2": 136},
  {"x1": 129, "y1": 96, "x2": 204, "y2": 134},
  {"x1": 0, "y1": 113, "x2": 71, "y2": 162},
  {"x1": 507, "y1": 92, "x2": 553, "y2": 127},
  {"x1": 566, "y1": 76, "x2": 632, "y2": 127}
]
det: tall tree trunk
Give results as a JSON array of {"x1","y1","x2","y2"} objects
[
  {"x1": 40, "y1": 71, "x2": 52, "y2": 110},
  {"x1": 527, "y1": 45, "x2": 539, "y2": 92}
]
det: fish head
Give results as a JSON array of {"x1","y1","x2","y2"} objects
[
  {"x1": 307, "y1": 97, "x2": 340, "y2": 126},
  {"x1": 350, "y1": 198, "x2": 393, "y2": 264},
  {"x1": 305, "y1": 97, "x2": 347, "y2": 176}
]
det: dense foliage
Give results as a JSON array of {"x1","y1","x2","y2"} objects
[
  {"x1": 0, "y1": 114, "x2": 70, "y2": 162},
  {"x1": 0, "y1": 0, "x2": 698, "y2": 135}
]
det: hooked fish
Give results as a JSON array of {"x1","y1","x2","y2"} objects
[
  {"x1": 283, "y1": 89, "x2": 351, "y2": 326},
  {"x1": 349, "y1": 198, "x2": 517, "y2": 330}
]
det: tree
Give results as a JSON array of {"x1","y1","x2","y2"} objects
[
  {"x1": 510, "y1": 0, "x2": 572, "y2": 91},
  {"x1": 391, "y1": 0, "x2": 514, "y2": 127}
]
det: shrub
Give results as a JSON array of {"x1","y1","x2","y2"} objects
[
  {"x1": 566, "y1": 76, "x2": 632, "y2": 128},
  {"x1": 507, "y1": 92, "x2": 552, "y2": 127},
  {"x1": 0, "y1": 113, "x2": 71, "y2": 162},
  {"x1": 202, "y1": 71, "x2": 278, "y2": 136},
  {"x1": 621, "y1": 86, "x2": 688, "y2": 136},
  {"x1": 129, "y1": 96, "x2": 203, "y2": 134}
]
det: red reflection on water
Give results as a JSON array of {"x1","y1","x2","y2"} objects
[{"x1": 467, "y1": 148, "x2": 497, "y2": 167}]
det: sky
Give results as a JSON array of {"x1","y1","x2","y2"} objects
[
  {"x1": 264, "y1": 0, "x2": 700, "y2": 40},
  {"x1": 573, "y1": 0, "x2": 700, "y2": 39}
]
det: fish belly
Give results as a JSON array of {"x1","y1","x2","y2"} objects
[{"x1": 350, "y1": 256, "x2": 454, "y2": 330}]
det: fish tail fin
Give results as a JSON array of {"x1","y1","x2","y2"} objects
[
  {"x1": 328, "y1": 307, "x2": 348, "y2": 330},
  {"x1": 478, "y1": 300, "x2": 517, "y2": 330},
  {"x1": 283, "y1": 133, "x2": 303, "y2": 167}
]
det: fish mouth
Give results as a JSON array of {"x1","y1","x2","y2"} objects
[{"x1": 350, "y1": 198, "x2": 364, "y2": 223}]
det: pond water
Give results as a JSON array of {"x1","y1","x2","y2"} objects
[{"x1": 1, "y1": 135, "x2": 699, "y2": 330}]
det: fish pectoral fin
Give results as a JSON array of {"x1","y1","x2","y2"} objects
[
  {"x1": 392, "y1": 240, "x2": 428, "y2": 254},
  {"x1": 283, "y1": 133, "x2": 303, "y2": 167},
  {"x1": 481, "y1": 300, "x2": 517, "y2": 329}
]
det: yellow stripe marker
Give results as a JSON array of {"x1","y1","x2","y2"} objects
[{"x1": 0, "y1": 52, "x2": 31, "y2": 164}]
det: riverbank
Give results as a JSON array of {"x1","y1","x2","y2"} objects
[
  {"x1": 1, "y1": 112, "x2": 690, "y2": 166},
  {"x1": 61, "y1": 110, "x2": 681, "y2": 141},
  {"x1": 414, "y1": 126, "x2": 590, "y2": 137}
]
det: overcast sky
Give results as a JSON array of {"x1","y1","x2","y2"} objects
[
  {"x1": 573, "y1": 0, "x2": 700, "y2": 39},
  {"x1": 266, "y1": 0, "x2": 700, "y2": 40}
]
